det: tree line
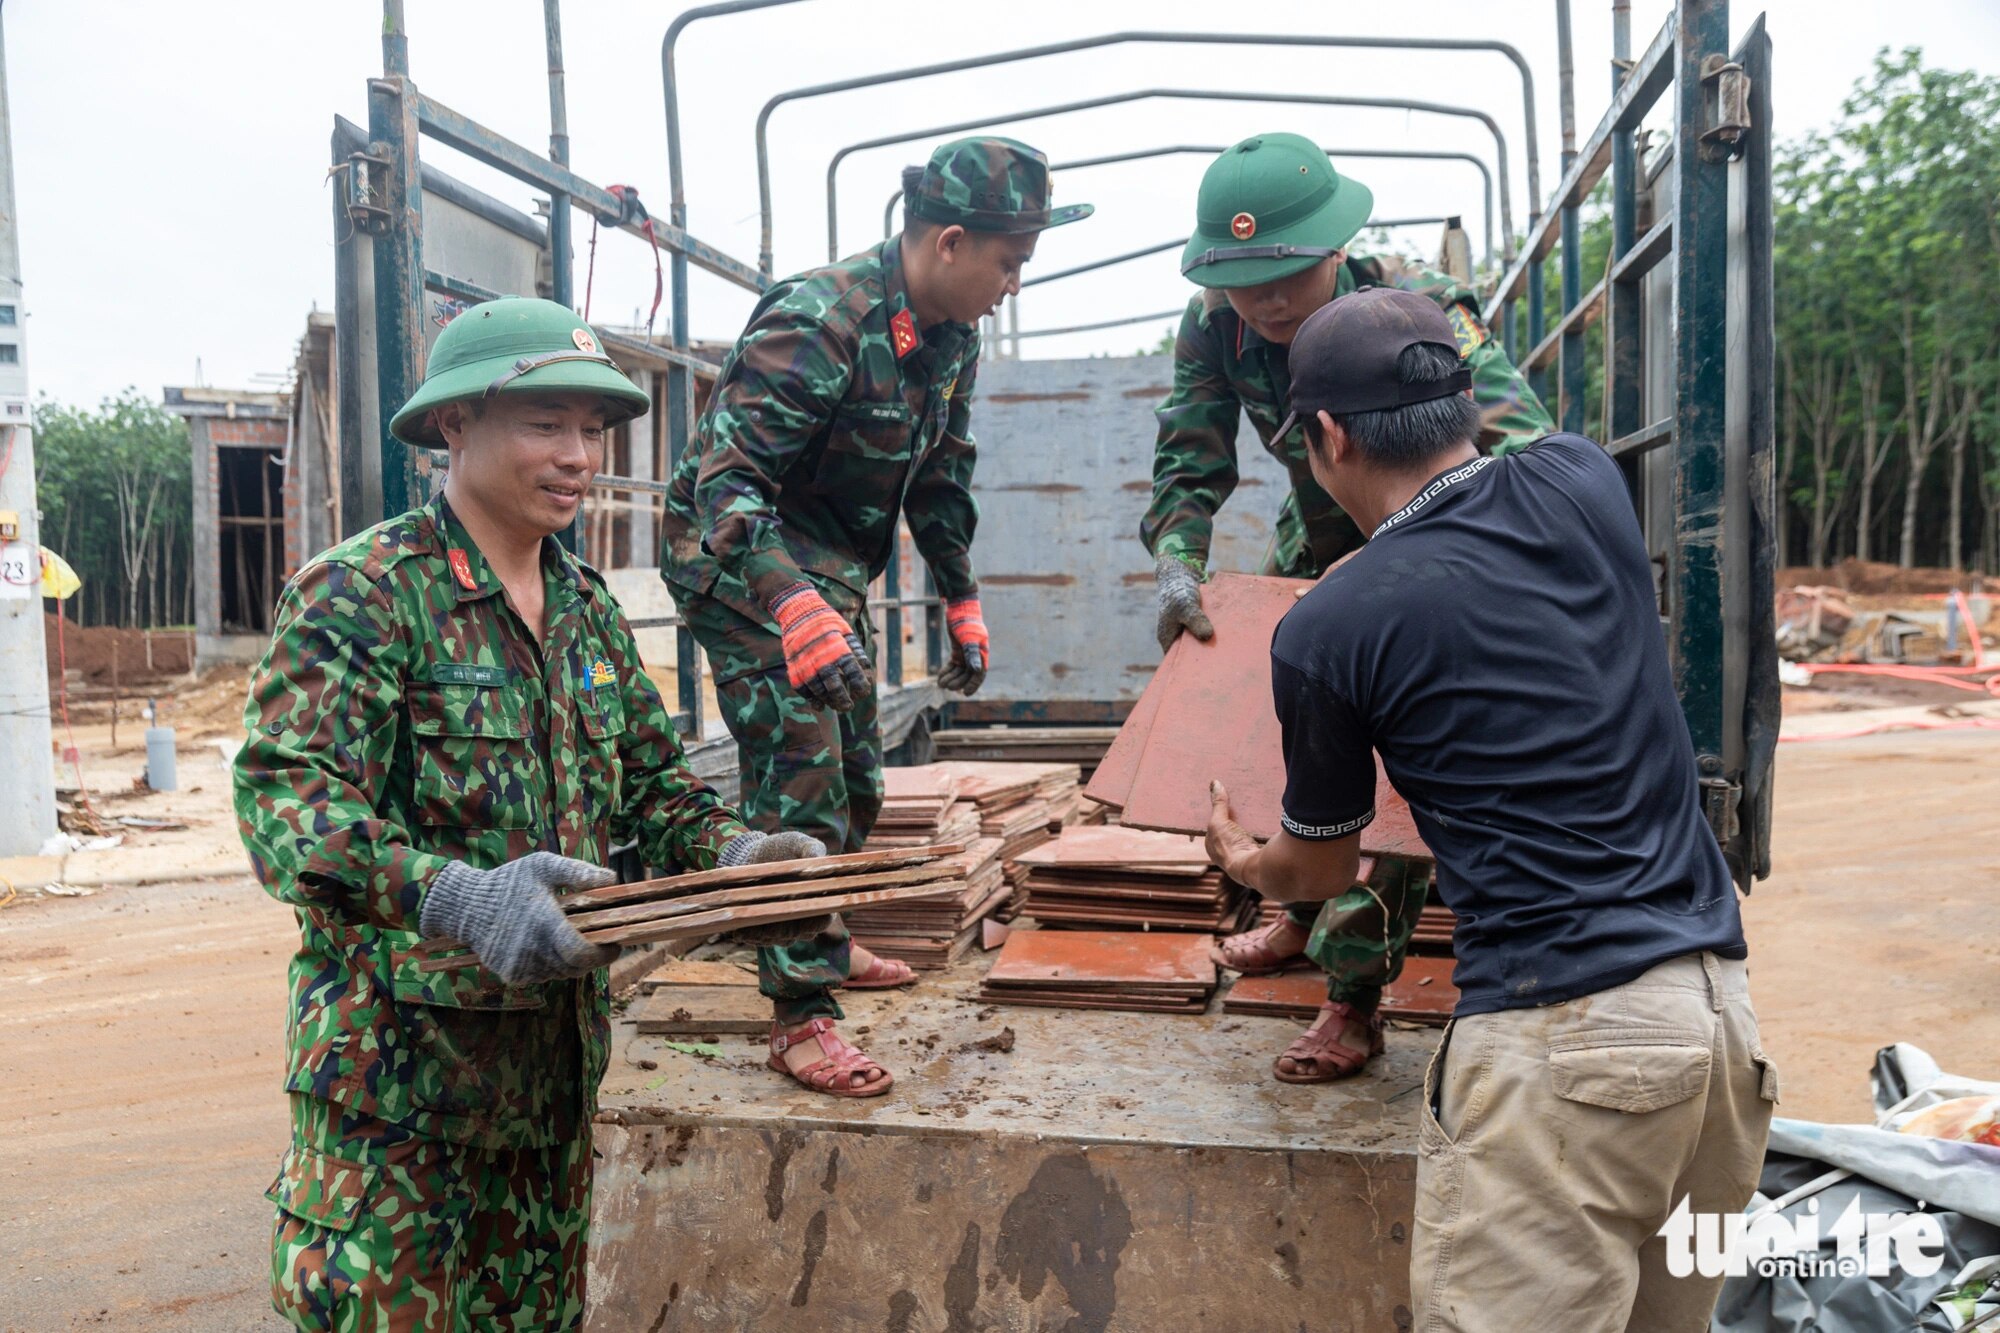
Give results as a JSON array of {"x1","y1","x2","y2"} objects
[
  {"x1": 34, "y1": 391, "x2": 193, "y2": 629},
  {"x1": 1774, "y1": 48, "x2": 1998, "y2": 574}
]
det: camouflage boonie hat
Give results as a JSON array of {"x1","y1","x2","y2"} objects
[{"x1": 904, "y1": 136, "x2": 1093, "y2": 234}]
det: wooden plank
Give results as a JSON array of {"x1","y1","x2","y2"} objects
[
  {"x1": 557, "y1": 845, "x2": 961, "y2": 914},
  {"x1": 1113, "y1": 573, "x2": 1307, "y2": 839},
  {"x1": 1013, "y1": 824, "x2": 1210, "y2": 871},
  {"x1": 986, "y1": 929, "x2": 1216, "y2": 988},
  {"x1": 1081, "y1": 660, "x2": 1167, "y2": 811},
  {"x1": 637, "y1": 959, "x2": 759, "y2": 991},
  {"x1": 633, "y1": 986, "x2": 770, "y2": 1035},
  {"x1": 578, "y1": 881, "x2": 966, "y2": 948},
  {"x1": 565, "y1": 863, "x2": 959, "y2": 934}
]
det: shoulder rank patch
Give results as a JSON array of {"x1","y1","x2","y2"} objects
[
  {"x1": 890, "y1": 308, "x2": 919, "y2": 359},
  {"x1": 586, "y1": 656, "x2": 617, "y2": 691},
  {"x1": 447, "y1": 548, "x2": 477, "y2": 592},
  {"x1": 1445, "y1": 304, "x2": 1488, "y2": 358}
]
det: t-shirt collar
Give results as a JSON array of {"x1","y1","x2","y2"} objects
[{"x1": 1371, "y1": 455, "x2": 1495, "y2": 539}]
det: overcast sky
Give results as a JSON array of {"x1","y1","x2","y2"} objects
[{"x1": 6, "y1": 0, "x2": 1998, "y2": 407}]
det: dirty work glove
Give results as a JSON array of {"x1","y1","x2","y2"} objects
[
  {"x1": 771, "y1": 582, "x2": 870, "y2": 713},
  {"x1": 938, "y1": 594, "x2": 990, "y2": 695},
  {"x1": 419, "y1": 851, "x2": 619, "y2": 986},
  {"x1": 1154, "y1": 553, "x2": 1215, "y2": 653},
  {"x1": 717, "y1": 829, "x2": 833, "y2": 946}
]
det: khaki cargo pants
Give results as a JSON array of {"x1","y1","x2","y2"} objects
[{"x1": 1411, "y1": 951, "x2": 1777, "y2": 1333}]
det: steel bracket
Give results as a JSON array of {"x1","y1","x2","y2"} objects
[
  {"x1": 344, "y1": 148, "x2": 393, "y2": 234},
  {"x1": 1699, "y1": 55, "x2": 1751, "y2": 158}
]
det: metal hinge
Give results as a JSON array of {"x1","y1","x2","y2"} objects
[
  {"x1": 1700, "y1": 55, "x2": 1752, "y2": 158},
  {"x1": 343, "y1": 147, "x2": 393, "y2": 235},
  {"x1": 1700, "y1": 773, "x2": 1742, "y2": 846}
]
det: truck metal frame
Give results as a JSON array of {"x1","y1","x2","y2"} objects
[
  {"x1": 325, "y1": 2, "x2": 1775, "y2": 1325},
  {"x1": 331, "y1": 0, "x2": 1772, "y2": 883}
]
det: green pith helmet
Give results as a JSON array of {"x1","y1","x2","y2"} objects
[
  {"x1": 389, "y1": 297, "x2": 650, "y2": 446},
  {"x1": 1179, "y1": 133, "x2": 1374, "y2": 290},
  {"x1": 905, "y1": 135, "x2": 1093, "y2": 234}
]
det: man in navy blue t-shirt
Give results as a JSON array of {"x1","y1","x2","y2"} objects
[{"x1": 1205, "y1": 287, "x2": 1776, "y2": 1331}]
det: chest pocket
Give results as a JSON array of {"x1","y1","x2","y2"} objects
[
  {"x1": 812, "y1": 400, "x2": 915, "y2": 498},
  {"x1": 576, "y1": 683, "x2": 627, "y2": 820},
  {"x1": 407, "y1": 683, "x2": 539, "y2": 830}
]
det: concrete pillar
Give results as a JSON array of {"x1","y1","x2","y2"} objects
[{"x1": 0, "y1": 15, "x2": 57, "y2": 856}]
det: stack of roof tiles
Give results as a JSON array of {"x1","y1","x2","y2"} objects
[
  {"x1": 1014, "y1": 824, "x2": 1252, "y2": 932},
  {"x1": 977, "y1": 929, "x2": 1219, "y2": 1015},
  {"x1": 842, "y1": 837, "x2": 1007, "y2": 969}
]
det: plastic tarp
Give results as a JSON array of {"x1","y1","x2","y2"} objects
[{"x1": 1711, "y1": 1044, "x2": 2000, "y2": 1332}]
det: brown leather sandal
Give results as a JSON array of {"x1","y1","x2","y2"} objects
[
  {"x1": 768, "y1": 1018, "x2": 895, "y2": 1098},
  {"x1": 840, "y1": 952, "x2": 916, "y2": 989},
  {"x1": 1213, "y1": 915, "x2": 1310, "y2": 975},
  {"x1": 1272, "y1": 1001, "x2": 1385, "y2": 1084}
]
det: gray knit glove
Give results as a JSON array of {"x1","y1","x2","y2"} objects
[
  {"x1": 717, "y1": 830, "x2": 834, "y2": 946},
  {"x1": 1154, "y1": 553, "x2": 1215, "y2": 653},
  {"x1": 419, "y1": 852, "x2": 619, "y2": 986}
]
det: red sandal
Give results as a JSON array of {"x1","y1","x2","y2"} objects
[
  {"x1": 1213, "y1": 914, "x2": 1311, "y2": 975},
  {"x1": 1273, "y1": 1001, "x2": 1384, "y2": 1084},
  {"x1": 768, "y1": 1018, "x2": 895, "y2": 1098},
  {"x1": 841, "y1": 951, "x2": 916, "y2": 989}
]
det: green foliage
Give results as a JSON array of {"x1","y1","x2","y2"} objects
[
  {"x1": 1772, "y1": 48, "x2": 2000, "y2": 570},
  {"x1": 34, "y1": 390, "x2": 193, "y2": 627}
]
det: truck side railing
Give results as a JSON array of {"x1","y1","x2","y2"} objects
[{"x1": 1482, "y1": 0, "x2": 1775, "y2": 885}]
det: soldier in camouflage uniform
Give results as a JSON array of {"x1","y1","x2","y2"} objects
[
  {"x1": 1144, "y1": 134, "x2": 1554, "y2": 1082},
  {"x1": 237, "y1": 297, "x2": 822, "y2": 1330},
  {"x1": 662, "y1": 136, "x2": 1091, "y2": 1095}
]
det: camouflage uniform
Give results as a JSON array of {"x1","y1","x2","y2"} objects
[
  {"x1": 1304, "y1": 856, "x2": 1432, "y2": 1011},
  {"x1": 1145, "y1": 254, "x2": 1550, "y2": 1013},
  {"x1": 662, "y1": 137, "x2": 1089, "y2": 1025},
  {"x1": 660, "y1": 235, "x2": 979, "y2": 1023},
  {"x1": 238, "y1": 492, "x2": 747, "y2": 1329},
  {"x1": 1144, "y1": 250, "x2": 1555, "y2": 582}
]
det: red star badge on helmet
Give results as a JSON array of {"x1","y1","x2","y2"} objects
[
  {"x1": 890, "y1": 308, "x2": 919, "y2": 359},
  {"x1": 1231, "y1": 212, "x2": 1257, "y2": 240}
]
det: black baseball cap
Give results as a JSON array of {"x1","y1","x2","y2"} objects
[{"x1": 1275, "y1": 287, "x2": 1474, "y2": 442}]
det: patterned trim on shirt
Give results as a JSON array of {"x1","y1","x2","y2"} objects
[
  {"x1": 1371, "y1": 455, "x2": 1496, "y2": 539},
  {"x1": 1282, "y1": 808, "x2": 1376, "y2": 840}
]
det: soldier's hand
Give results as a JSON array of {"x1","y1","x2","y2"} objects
[
  {"x1": 716, "y1": 829, "x2": 832, "y2": 947},
  {"x1": 1154, "y1": 554, "x2": 1215, "y2": 653},
  {"x1": 938, "y1": 595, "x2": 990, "y2": 695},
  {"x1": 419, "y1": 851, "x2": 619, "y2": 986},
  {"x1": 771, "y1": 583, "x2": 870, "y2": 713},
  {"x1": 719, "y1": 829, "x2": 830, "y2": 867}
]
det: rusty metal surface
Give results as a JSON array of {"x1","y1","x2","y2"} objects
[
  {"x1": 590, "y1": 954, "x2": 1432, "y2": 1330},
  {"x1": 966, "y1": 356, "x2": 1293, "y2": 709},
  {"x1": 1115, "y1": 573, "x2": 1308, "y2": 840}
]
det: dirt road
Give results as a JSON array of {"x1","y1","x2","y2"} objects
[
  {"x1": 2, "y1": 727, "x2": 1994, "y2": 1330},
  {"x1": 0, "y1": 876, "x2": 292, "y2": 1331}
]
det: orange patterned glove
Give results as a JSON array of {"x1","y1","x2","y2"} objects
[
  {"x1": 770, "y1": 583, "x2": 869, "y2": 712},
  {"x1": 939, "y1": 594, "x2": 989, "y2": 695}
]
